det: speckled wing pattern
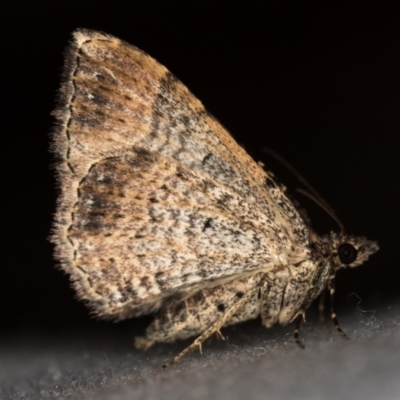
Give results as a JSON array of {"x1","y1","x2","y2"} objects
[{"x1": 52, "y1": 29, "x2": 310, "y2": 320}]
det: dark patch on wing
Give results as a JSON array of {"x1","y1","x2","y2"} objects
[
  {"x1": 202, "y1": 217, "x2": 213, "y2": 232},
  {"x1": 202, "y1": 152, "x2": 213, "y2": 165}
]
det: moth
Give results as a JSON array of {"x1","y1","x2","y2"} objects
[{"x1": 51, "y1": 29, "x2": 378, "y2": 367}]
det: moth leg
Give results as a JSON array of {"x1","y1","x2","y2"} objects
[
  {"x1": 216, "y1": 329, "x2": 225, "y2": 341},
  {"x1": 293, "y1": 314, "x2": 305, "y2": 349},
  {"x1": 328, "y1": 272, "x2": 349, "y2": 339},
  {"x1": 161, "y1": 283, "x2": 263, "y2": 369}
]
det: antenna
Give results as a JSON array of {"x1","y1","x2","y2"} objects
[
  {"x1": 262, "y1": 147, "x2": 345, "y2": 232},
  {"x1": 296, "y1": 188, "x2": 345, "y2": 232}
]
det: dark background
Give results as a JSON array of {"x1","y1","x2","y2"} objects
[{"x1": 2, "y1": 2, "x2": 398, "y2": 340}]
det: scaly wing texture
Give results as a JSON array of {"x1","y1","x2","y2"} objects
[
  {"x1": 51, "y1": 29, "x2": 310, "y2": 319},
  {"x1": 68, "y1": 150, "x2": 293, "y2": 318}
]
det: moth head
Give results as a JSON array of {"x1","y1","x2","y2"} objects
[{"x1": 331, "y1": 233, "x2": 379, "y2": 269}]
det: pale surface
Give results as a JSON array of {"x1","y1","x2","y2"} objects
[{"x1": 1, "y1": 301, "x2": 399, "y2": 400}]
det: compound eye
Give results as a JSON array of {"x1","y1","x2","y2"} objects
[{"x1": 338, "y1": 243, "x2": 358, "y2": 265}]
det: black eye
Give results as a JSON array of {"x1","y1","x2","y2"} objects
[{"x1": 338, "y1": 243, "x2": 358, "y2": 265}]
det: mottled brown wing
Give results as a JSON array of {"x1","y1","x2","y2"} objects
[
  {"x1": 51, "y1": 29, "x2": 310, "y2": 319},
  {"x1": 66, "y1": 149, "x2": 297, "y2": 319}
]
